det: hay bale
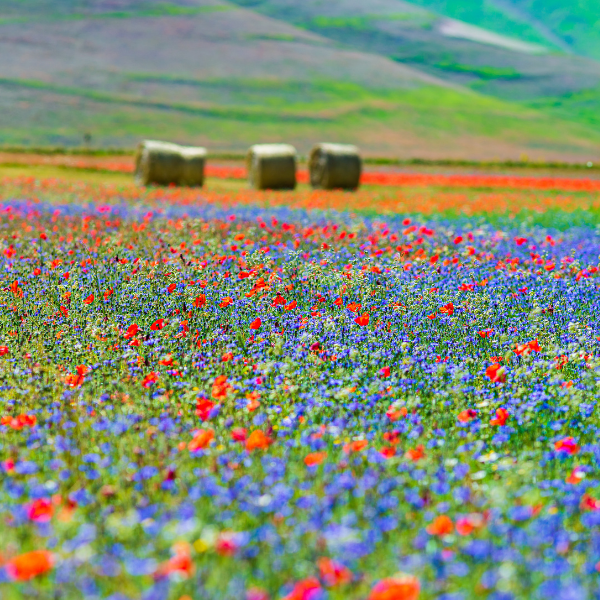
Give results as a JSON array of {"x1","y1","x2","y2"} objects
[
  {"x1": 309, "y1": 143, "x2": 362, "y2": 190},
  {"x1": 135, "y1": 140, "x2": 206, "y2": 187},
  {"x1": 247, "y1": 144, "x2": 297, "y2": 190}
]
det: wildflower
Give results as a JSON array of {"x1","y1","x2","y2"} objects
[
  {"x1": 304, "y1": 452, "x2": 327, "y2": 466},
  {"x1": 354, "y1": 313, "x2": 370, "y2": 326},
  {"x1": 5, "y1": 550, "x2": 54, "y2": 581},
  {"x1": 247, "y1": 588, "x2": 269, "y2": 600},
  {"x1": 490, "y1": 408, "x2": 509, "y2": 426},
  {"x1": 380, "y1": 447, "x2": 396, "y2": 459},
  {"x1": 514, "y1": 339, "x2": 540, "y2": 356},
  {"x1": 426, "y1": 515, "x2": 453, "y2": 536},
  {"x1": 167, "y1": 283, "x2": 176, "y2": 293},
  {"x1": 155, "y1": 542, "x2": 194, "y2": 579},
  {"x1": 196, "y1": 398, "x2": 215, "y2": 421},
  {"x1": 317, "y1": 557, "x2": 352, "y2": 587},
  {"x1": 27, "y1": 499, "x2": 53, "y2": 522},
  {"x1": 250, "y1": 318, "x2": 262, "y2": 330},
  {"x1": 458, "y1": 409, "x2": 477, "y2": 423},
  {"x1": 188, "y1": 429, "x2": 214, "y2": 452},
  {"x1": 65, "y1": 365, "x2": 88, "y2": 387},
  {"x1": 246, "y1": 430, "x2": 272, "y2": 451},
  {"x1": 141, "y1": 371, "x2": 159, "y2": 388},
  {"x1": 456, "y1": 514, "x2": 485, "y2": 536},
  {"x1": 581, "y1": 494, "x2": 600, "y2": 511},
  {"x1": 380, "y1": 366, "x2": 391, "y2": 378},
  {"x1": 343, "y1": 440, "x2": 368, "y2": 454},
  {"x1": 386, "y1": 405, "x2": 408, "y2": 421},
  {"x1": 439, "y1": 302, "x2": 454, "y2": 315},
  {"x1": 215, "y1": 532, "x2": 238, "y2": 556},
  {"x1": 282, "y1": 577, "x2": 321, "y2": 600},
  {"x1": 0, "y1": 346, "x2": 8, "y2": 356},
  {"x1": 554, "y1": 437, "x2": 580, "y2": 455},
  {"x1": 211, "y1": 376, "x2": 230, "y2": 400},
  {"x1": 369, "y1": 574, "x2": 420, "y2": 600},
  {"x1": 405, "y1": 445, "x2": 425, "y2": 461},
  {"x1": 124, "y1": 323, "x2": 139, "y2": 339},
  {"x1": 485, "y1": 363, "x2": 506, "y2": 383},
  {"x1": 83, "y1": 293, "x2": 94, "y2": 304},
  {"x1": 219, "y1": 297, "x2": 233, "y2": 308},
  {"x1": 151, "y1": 319, "x2": 165, "y2": 330},
  {"x1": 194, "y1": 294, "x2": 206, "y2": 307},
  {"x1": 231, "y1": 427, "x2": 248, "y2": 442},
  {"x1": 566, "y1": 466, "x2": 585, "y2": 484}
]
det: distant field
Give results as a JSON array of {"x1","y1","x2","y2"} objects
[{"x1": 3, "y1": 159, "x2": 600, "y2": 229}]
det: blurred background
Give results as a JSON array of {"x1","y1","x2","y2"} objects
[{"x1": 0, "y1": 0, "x2": 599, "y2": 161}]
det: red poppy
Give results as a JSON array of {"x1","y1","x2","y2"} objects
[
  {"x1": 282, "y1": 577, "x2": 321, "y2": 600},
  {"x1": 250, "y1": 318, "x2": 262, "y2": 330},
  {"x1": 83, "y1": 294, "x2": 94, "y2": 304},
  {"x1": 124, "y1": 323, "x2": 139, "y2": 339},
  {"x1": 188, "y1": 428, "x2": 214, "y2": 451},
  {"x1": 194, "y1": 294, "x2": 206, "y2": 307},
  {"x1": 426, "y1": 515, "x2": 453, "y2": 536},
  {"x1": 386, "y1": 406, "x2": 408, "y2": 421},
  {"x1": 211, "y1": 376, "x2": 231, "y2": 400},
  {"x1": 458, "y1": 409, "x2": 477, "y2": 423},
  {"x1": 5, "y1": 550, "x2": 54, "y2": 581},
  {"x1": 354, "y1": 313, "x2": 370, "y2": 326},
  {"x1": 439, "y1": 302, "x2": 454, "y2": 316},
  {"x1": 27, "y1": 499, "x2": 53, "y2": 522},
  {"x1": 219, "y1": 297, "x2": 233, "y2": 308},
  {"x1": 167, "y1": 283, "x2": 176, "y2": 293},
  {"x1": 369, "y1": 574, "x2": 420, "y2": 600},
  {"x1": 304, "y1": 452, "x2": 327, "y2": 467},
  {"x1": 554, "y1": 437, "x2": 580, "y2": 455},
  {"x1": 141, "y1": 372, "x2": 159, "y2": 388},
  {"x1": 490, "y1": 407, "x2": 509, "y2": 426},
  {"x1": 0, "y1": 346, "x2": 9, "y2": 356},
  {"x1": 317, "y1": 557, "x2": 352, "y2": 587},
  {"x1": 485, "y1": 363, "x2": 506, "y2": 383},
  {"x1": 246, "y1": 430, "x2": 272, "y2": 451},
  {"x1": 231, "y1": 427, "x2": 248, "y2": 442},
  {"x1": 196, "y1": 398, "x2": 215, "y2": 421},
  {"x1": 155, "y1": 543, "x2": 194, "y2": 579},
  {"x1": 405, "y1": 445, "x2": 425, "y2": 462},
  {"x1": 343, "y1": 440, "x2": 368, "y2": 454},
  {"x1": 151, "y1": 319, "x2": 165, "y2": 331}
]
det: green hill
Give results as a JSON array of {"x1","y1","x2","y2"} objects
[
  {"x1": 1, "y1": 0, "x2": 600, "y2": 160},
  {"x1": 407, "y1": 0, "x2": 600, "y2": 60}
]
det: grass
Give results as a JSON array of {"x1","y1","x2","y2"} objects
[{"x1": 2, "y1": 78, "x2": 600, "y2": 159}]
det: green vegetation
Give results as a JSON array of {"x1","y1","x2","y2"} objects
[
  {"x1": 0, "y1": 1, "x2": 231, "y2": 24},
  {"x1": 2, "y1": 75, "x2": 599, "y2": 159},
  {"x1": 408, "y1": 0, "x2": 600, "y2": 59}
]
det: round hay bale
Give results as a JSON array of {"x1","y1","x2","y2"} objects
[
  {"x1": 247, "y1": 144, "x2": 297, "y2": 190},
  {"x1": 135, "y1": 140, "x2": 206, "y2": 187},
  {"x1": 309, "y1": 143, "x2": 361, "y2": 190}
]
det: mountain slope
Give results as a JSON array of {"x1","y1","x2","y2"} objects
[
  {"x1": 229, "y1": 0, "x2": 600, "y2": 102},
  {"x1": 403, "y1": 0, "x2": 600, "y2": 61},
  {"x1": 1, "y1": 0, "x2": 600, "y2": 160}
]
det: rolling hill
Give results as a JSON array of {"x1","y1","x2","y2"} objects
[{"x1": 1, "y1": 0, "x2": 600, "y2": 159}]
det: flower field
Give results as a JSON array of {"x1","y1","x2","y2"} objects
[{"x1": 0, "y1": 171, "x2": 600, "y2": 600}]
